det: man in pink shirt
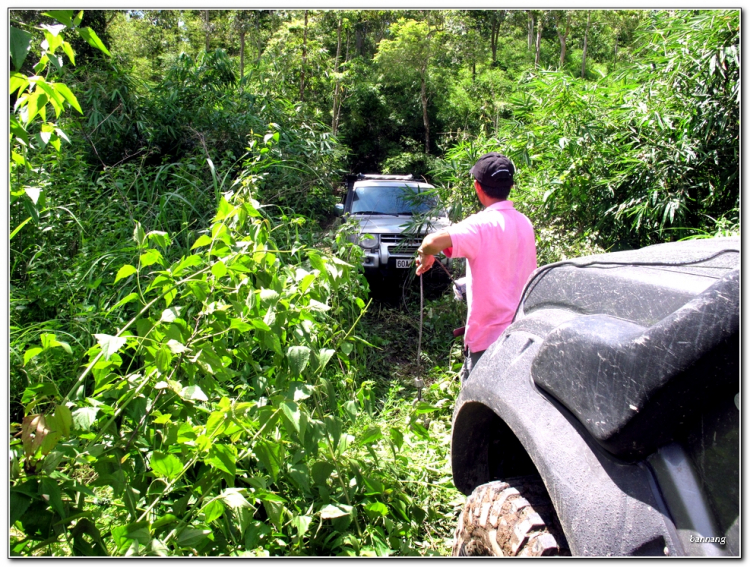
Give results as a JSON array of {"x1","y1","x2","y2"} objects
[{"x1": 415, "y1": 153, "x2": 537, "y2": 382}]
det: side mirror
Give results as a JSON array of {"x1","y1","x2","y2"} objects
[{"x1": 334, "y1": 203, "x2": 344, "y2": 216}]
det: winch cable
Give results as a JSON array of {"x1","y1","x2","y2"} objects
[
  {"x1": 416, "y1": 273, "x2": 424, "y2": 400},
  {"x1": 415, "y1": 257, "x2": 458, "y2": 401}
]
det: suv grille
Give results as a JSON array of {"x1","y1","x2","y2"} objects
[{"x1": 381, "y1": 234, "x2": 421, "y2": 255}]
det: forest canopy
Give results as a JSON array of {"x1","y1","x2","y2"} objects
[{"x1": 9, "y1": 8, "x2": 739, "y2": 557}]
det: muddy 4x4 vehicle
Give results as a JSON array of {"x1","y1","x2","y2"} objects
[
  {"x1": 335, "y1": 174, "x2": 450, "y2": 277},
  {"x1": 451, "y1": 237, "x2": 739, "y2": 557}
]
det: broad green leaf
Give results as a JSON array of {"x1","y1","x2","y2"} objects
[
  {"x1": 147, "y1": 230, "x2": 171, "y2": 249},
  {"x1": 259, "y1": 289, "x2": 279, "y2": 302},
  {"x1": 390, "y1": 428, "x2": 404, "y2": 451},
  {"x1": 77, "y1": 27, "x2": 111, "y2": 56},
  {"x1": 211, "y1": 260, "x2": 227, "y2": 279},
  {"x1": 308, "y1": 299, "x2": 330, "y2": 312},
  {"x1": 54, "y1": 404, "x2": 72, "y2": 437},
  {"x1": 320, "y1": 504, "x2": 349, "y2": 520},
  {"x1": 10, "y1": 490, "x2": 31, "y2": 527},
  {"x1": 10, "y1": 27, "x2": 32, "y2": 71},
  {"x1": 365, "y1": 501, "x2": 389, "y2": 518},
  {"x1": 191, "y1": 234, "x2": 213, "y2": 249},
  {"x1": 40, "y1": 414, "x2": 62, "y2": 455},
  {"x1": 72, "y1": 406, "x2": 98, "y2": 431},
  {"x1": 202, "y1": 499, "x2": 224, "y2": 524},
  {"x1": 171, "y1": 254, "x2": 203, "y2": 276},
  {"x1": 250, "y1": 319, "x2": 271, "y2": 332},
  {"x1": 286, "y1": 382, "x2": 313, "y2": 401},
  {"x1": 10, "y1": 73, "x2": 28, "y2": 97},
  {"x1": 311, "y1": 461, "x2": 335, "y2": 487},
  {"x1": 245, "y1": 521, "x2": 271, "y2": 550},
  {"x1": 291, "y1": 515, "x2": 313, "y2": 539},
  {"x1": 25, "y1": 91, "x2": 48, "y2": 124},
  {"x1": 205, "y1": 411, "x2": 228, "y2": 439},
  {"x1": 280, "y1": 401, "x2": 301, "y2": 434},
  {"x1": 61, "y1": 41, "x2": 75, "y2": 65},
  {"x1": 359, "y1": 426, "x2": 382, "y2": 446},
  {"x1": 288, "y1": 462, "x2": 311, "y2": 492},
  {"x1": 413, "y1": 401, "x2": 440, "y2": 415},
  {"x1": 21, "y1": 382, "x2": 60, "y2": 406},
  {"x1": 94, "y1": 333, "x2": 127, "y2": 360},
  {"x1": 24, "y1": 186, "x2": 42, "y2": 204},
  {"x1": 40, "y1": 477, "x2": 65, "y2": 518},
  {"x1": 229, "y1": 319, "x2": 252, "y2": 332},
  {"x1": 23, "y1": 347, "x2": 43, "y2": 366},
  {"x1": 206, "y1": 444, "x2": 236, "y2": 476},
  {"x1": 108, "y1": 292, "x2": 139, "y2": 313},
  {"x1": 317, "y1": 349, "x2": 336, "y2": 371},
  {"x1": 133, "y1": 222, "x2": 146, "y2": 247},
  {"x1": 114, "y1": 264, "x2": 138, "y2": 283},
  {"x1": 150, "y1": 451, "x2": 183, "y2": 480},
  {"x1": 286, "y1": 345, "x2": 311, "y2": 376},
  {"x1": 154, "y1": 345, "x2": 172, "y2": 373},
  {"x1": 111, "y1": 521, "x2": 151, "y2": 548},
  {"x1": 43, "y1": 10, "x2": 73, "y2": 26},
  {"x1": 151, "y1": 514, "x2": 178, "y2": 533},
  {"x1": 140, "y1": 248, "x2": 164, "y2": 268},
  {"x1": 254, "y1": 439, "x2": 283, "y2": 482},
  {"x1": 181, "y1": 384, "x2": 208, "y2": 402},
  {"x1": 166, "y1": 339, "x2": 188, "y2": 354},
  {"x1": 160, "y1": 308, "x2": 177, "y2": 323},
  {"x1": 40, "y1": 333, "x2": 72, "y2": 354},
  {"x1": 219, "y1": 487, "x2": 251, "y2": 509}
]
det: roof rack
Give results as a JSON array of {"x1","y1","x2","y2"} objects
[{"x1": 356, "y1": 173, "x2": 414, "y2": 181}]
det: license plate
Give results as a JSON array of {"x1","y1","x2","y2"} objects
[{"x1": 396, "y1": 259, "x2": 411, "y2": 269}]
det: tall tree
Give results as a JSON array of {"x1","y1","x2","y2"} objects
[
  {"x1": 231, "y1": 11, "x2": 253, "y2": 92},
  {"x1": 375, "y1": 18, "x2": 444, "y2": 154},
  {"x1": 555, "y1": 10, "x2": 571, "y2": 68},
  {"x1": 299, "y1": 10, "x2": 309, "y2": 102},
  {"x1": 581, "y1": 10, "x2": 591, "y2": 77},
  {"x1": 203, "y1": 10, "x2": 211, "y2": 51},
  {"x1": 527, "y1": 10, "x2": 535, "y2": 51},
  {"x1": 535, "y1": 12, "x2": 544, "y2": 66}
]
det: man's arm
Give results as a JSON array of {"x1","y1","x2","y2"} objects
[{"x1": 416, "y1": 230, "x2": 453, "y2": 276}]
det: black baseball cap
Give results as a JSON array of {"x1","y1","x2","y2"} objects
[{"x1": 470, "y1": 153, "x2": 514, "y2": 189}]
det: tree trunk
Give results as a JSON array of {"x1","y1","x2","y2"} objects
[
  {"x1": 613, "y1": 34, "x2": 618, "y2": 61},
  {"x1": 557, "y1": 12, "x2": 570, "y2": 69},
  {"x1": 535, "y1": 16, "x2": 543, "y2": 66},
  {"x1": 255, "y1": 12, "x2": 263, "y2": 63},
  {"x1": 421, "y1": 73, "x2": 430, "y2": 155},
  {"x1": 300, "y1": 10, "x2": 308, "y2": 102},
  {"x1": 491, "y1": 17, "x2": 499, "y2": 63},
  {"x1": 204, "y1": 10, "x2": 210, "y2": 52},
  {"x1": 527, "y1": 11, "x2": 535, "y2": 51},
  {"x1": 332, "y1": 16, "x2": 342, "y2": 135},
  {"x1": 581, "y1": 11, "x2": 591, "y2": 78},
  {"x1": 239, "y1": 29, "x2": 245, "y2": 93}
]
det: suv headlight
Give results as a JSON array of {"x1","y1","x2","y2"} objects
[{"x1": 359, "y1": 234, "x2": 379, "y2": 249}]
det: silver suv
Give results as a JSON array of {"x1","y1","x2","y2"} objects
[{"x1": 336, "y1": 174, "x2": 450, "y2": 276}]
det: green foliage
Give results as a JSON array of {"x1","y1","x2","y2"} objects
[
  {"x1": 9, "y1": 8, "x2": 740, "y2": 558},
  {"x1": 431, "y1": 10, "x2": 739, "y2": 253}
]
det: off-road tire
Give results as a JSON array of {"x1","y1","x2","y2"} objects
[{"x1": 452, "y1": 477, "x2": 570, "y2": 556}]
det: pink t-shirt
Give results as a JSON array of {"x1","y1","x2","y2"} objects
[{"x1": 445, "y1": 200, "x2": 537, "y2": 352}]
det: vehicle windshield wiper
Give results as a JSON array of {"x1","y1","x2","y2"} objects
[
  {"x1": 352, "y1": 211, "x2": 389, "y2": 215},
  {"x1": 396, "y1": 211, "x2": 414, "y2": 215}
]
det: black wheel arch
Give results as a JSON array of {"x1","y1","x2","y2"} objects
[{"x1": 451, "y1": 326, "x2": 684, "y2": 556}]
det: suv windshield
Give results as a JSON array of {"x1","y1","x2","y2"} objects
[{"x1": 351, "y1": 185, "x2": 439, "y2": 215}]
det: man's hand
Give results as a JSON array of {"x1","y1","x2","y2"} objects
[
  {"x1": 415, "y1": 230, "x2": 453, "y2": 276},
  {"x1": 415, "y1": 250, "x2": 435, "y2": 276}
]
